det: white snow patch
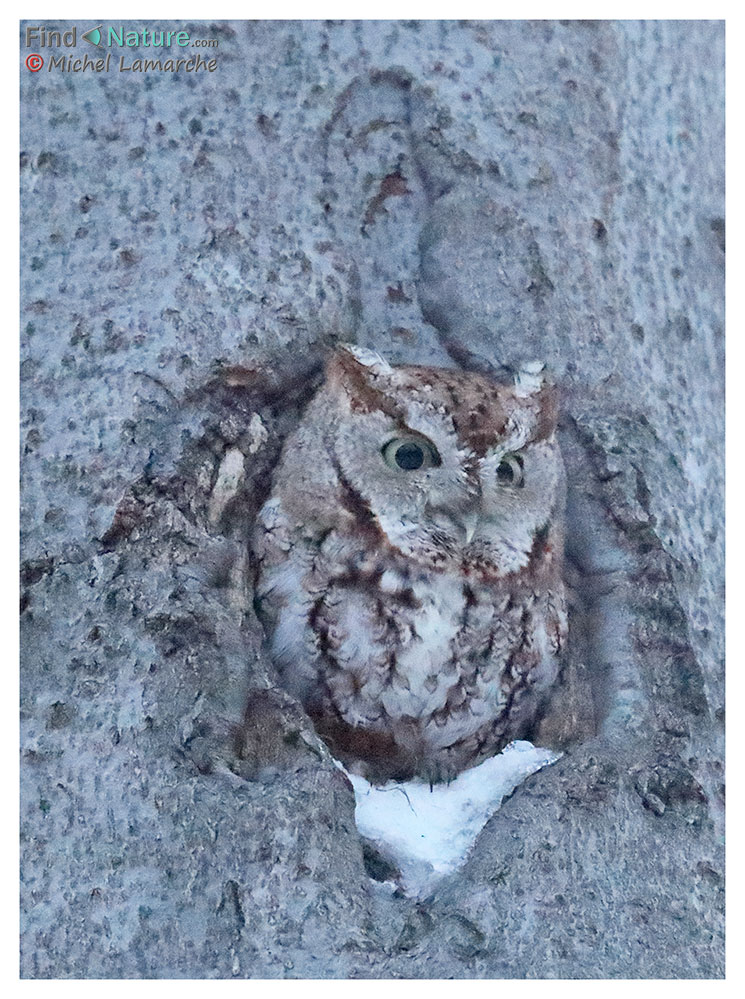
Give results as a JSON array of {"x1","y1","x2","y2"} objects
[{"x1": 340, "y1": 741, "x2": 562, "y2": 897}]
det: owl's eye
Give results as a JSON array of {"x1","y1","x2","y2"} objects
[
  {"x1": 382, "y1": 436, "x2": 441, "y2": 471},
  {"x1": 496, "y1": 453, "x2": 524, "y2": 487}
]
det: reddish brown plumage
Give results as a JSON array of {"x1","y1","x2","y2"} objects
[{"x1": 253, "y1": 345, "x2": 567, "y2": 782}]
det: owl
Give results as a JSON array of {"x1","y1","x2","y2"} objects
[{"x1": 252, "y1": 344, "x2": 567, "y2": 783}]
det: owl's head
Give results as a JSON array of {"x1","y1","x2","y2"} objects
[{"x1": 288, "y1": 344, "x2": 564, "y2": 579}]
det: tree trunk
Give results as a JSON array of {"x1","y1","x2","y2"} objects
[{"x1": 20, "y1": 19, "x2": 724, "y2": 978}]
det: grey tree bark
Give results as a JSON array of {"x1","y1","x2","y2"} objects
[{"x1": 20, "y1": 20, "x2": 724, "y2": 978}]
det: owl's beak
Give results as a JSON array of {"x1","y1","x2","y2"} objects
[
  {"x1": 426, "y1": 496, "x2": 481, "y2": 545},
  {"x1": 461, "y1": 510, "x2": 480, "y2": 545},
  {"x1": 426, "y1": 501, "x2": 481, "y2": 545},
  {"x1": 444, "y1": 508, "x2": 481, "y2": 545}
]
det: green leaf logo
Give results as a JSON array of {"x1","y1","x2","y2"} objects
[{"x1": 82, "y1": 25, "x2": 102, "y2": 47}]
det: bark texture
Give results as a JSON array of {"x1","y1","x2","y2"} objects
[{"x1": 20, "y1": 20, "x2": 724, "y2": 978}]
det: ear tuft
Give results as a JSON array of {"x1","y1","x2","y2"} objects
[
  {"x1": 326, "y1": 343, "x2": 393, "y2": 387},
  {"x1": 325, "y1": 343, "x2": 401, "y2": 416},
  {"x1": 514, "y1": 360, "x2": 547, "y2": 398},
  {"x1": 333, "y1": 343, "x2": 393, "y2": 376}
]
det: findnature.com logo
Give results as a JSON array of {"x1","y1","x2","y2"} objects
[{"x1": 24, "y1": 24, "x2": 220, "y2": 74}]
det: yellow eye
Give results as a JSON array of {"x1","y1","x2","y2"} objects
[
  {"x1": 382, "y1": 436, "x2": 441, "y2": 471},
  {"x1": 496, "y1": 453, "x2": 524, "y2": 487}
]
